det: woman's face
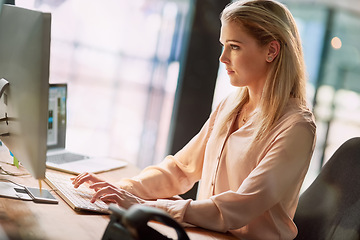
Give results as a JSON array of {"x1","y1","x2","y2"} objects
[{"x1": 219, "y1": 21, "x2": 270, "y2": 91}]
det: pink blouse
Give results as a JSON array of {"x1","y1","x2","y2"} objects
[{"x1": 118, "y1": 96, "x2": 316, "y2": 240}]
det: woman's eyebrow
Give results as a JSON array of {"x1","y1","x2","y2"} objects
[
  {"x1": 226, "y1": 39, "x2": 244, "y2": 44},
  {"x1": 219, "y1": 37, "x2": 245, "y2": 46},
  {"x1": 219, "y1": 39, "x2": 244, "y2": 44}
]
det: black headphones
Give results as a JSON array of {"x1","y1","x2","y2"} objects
[{"x1": 102, "y1": 204, "x2": 190, "y2": 240}]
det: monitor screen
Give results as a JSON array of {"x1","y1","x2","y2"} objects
[
  {"x1": 47, "y1": 84, "x2": 67, "y2": 150},
  {"x1": 0, "y1": 4, "x2": 51, "y2": 179}
]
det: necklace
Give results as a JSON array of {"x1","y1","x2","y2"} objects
[
  {"x1": 240, "y1": 105, "x2": 257, "y2": 124},
  {"x1": 241, "y1": 106, "x2": 247, "y2": 123}
]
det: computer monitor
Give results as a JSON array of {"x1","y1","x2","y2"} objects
[{"x1": 0, "y1": 4, "x2": 51, "y2": 180}]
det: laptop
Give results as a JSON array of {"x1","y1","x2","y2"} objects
[{"x1": 46, "y1": 83, "x2": 127, "y2": 174}]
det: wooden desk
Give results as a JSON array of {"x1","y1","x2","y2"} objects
[{"x1": 0, "y1": 149, "x2": 236, "y2": 240}]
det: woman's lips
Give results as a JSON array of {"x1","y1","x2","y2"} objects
[{"x1": 226, "y1": 69, "x2": 235, "y2": 75}]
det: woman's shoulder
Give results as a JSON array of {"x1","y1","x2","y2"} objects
[
  {"x1": 261, "y1": 101, "x2": 316, "y2": 145},
  {"x1": 279, "y1": 98, "x2": 316, "y2": 131}
]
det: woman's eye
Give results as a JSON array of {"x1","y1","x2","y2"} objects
[{"x1": 230, "y1": 44, "x2": 240, "y2": 50}]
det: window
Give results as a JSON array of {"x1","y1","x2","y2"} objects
[{"x1": 16, "y1": 0, "x2": 190, "y2": 167}]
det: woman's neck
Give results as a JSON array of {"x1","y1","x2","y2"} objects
[
  {"x1": 246, "y1": 81, "x2": 265, "y2": 111},
  {"x1": 246, "y1": 90, "x2": 262, "y2": 113}
]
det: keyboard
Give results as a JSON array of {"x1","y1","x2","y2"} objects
[{"x1": 44, "y1": 171, "x2": 110, "y2": 214}]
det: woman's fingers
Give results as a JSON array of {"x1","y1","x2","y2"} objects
[
  {"x1": 70, "y1": 173, "x2": 145, "y2": 209},
  {"x1": 71, "y1": 172, "x2": 103, "y2": 188},
  {"x1": 90, "y1": 186, "x2": 116, "y2": 203},
  {"x1": 99, "y1": 193, "x2": 141, "y2": 209},
  {"x1": 100, "y1": 194, "x2": 121, "y2": 205},
  {"x1": 90, "y1": 186, "x2": 145, "y2": 209},
  {"x1": 89, "y1": 182, "x2": 112, "y2": 191}
]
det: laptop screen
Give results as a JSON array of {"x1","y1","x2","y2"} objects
[{"x1": 47, "y1": 84, "x2": 67, "y2": 150}]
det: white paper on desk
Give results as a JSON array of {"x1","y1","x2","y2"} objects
[{"x1": 0, "y1": 182, "x2": 32, "y2": 200}]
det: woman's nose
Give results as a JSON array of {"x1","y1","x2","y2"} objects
[{"x1": 219, "y1": 48, "x2": 229, "y2": 63}]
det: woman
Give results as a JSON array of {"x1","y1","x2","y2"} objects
[{"x1": 72, "y1": 1, "x2": 316, "y2": 239}]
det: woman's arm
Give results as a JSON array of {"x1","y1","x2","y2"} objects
[{"x1": 148, "y1": 122, "x2": 315, "y2": 232}]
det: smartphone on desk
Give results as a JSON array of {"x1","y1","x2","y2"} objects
[{"x1": 25, "y1": 187, "x2": 58, "y2": 204}]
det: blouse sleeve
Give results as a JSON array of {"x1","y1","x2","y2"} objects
[
  {"x1": 208, "y1": 121, "x2": 316, "y2": 230},
  {"x1": 117, "y1": 101, "x2": 224, "y2": 200},
  {"x1": 148, "y1": 120, "x2": 316, "y2": 232}
]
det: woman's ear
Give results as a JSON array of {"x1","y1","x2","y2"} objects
[{"x1": 266, "y1": 40, "x2": 280, "y2": 63}]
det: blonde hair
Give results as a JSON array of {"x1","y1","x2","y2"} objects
[{"x1": 217, "y1": 0, "x2": 307, "y2": 141}]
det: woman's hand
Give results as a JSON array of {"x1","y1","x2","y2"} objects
[
  {"x1": 71, "y1": 172, "x2": 145, "y2": 209},
  {"x1": 89, "y1": 182, "x2": 145, "y2": 209},
  {"x1": 71, "y1": 172, "x2": 114, "y2": 189}
]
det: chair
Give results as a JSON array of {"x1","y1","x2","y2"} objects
[{"x1": 294, "y1": 137, "x2": 360, "y2": 240}]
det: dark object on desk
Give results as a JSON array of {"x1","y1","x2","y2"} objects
[
  {"x1": 294, "y1": 137, "x2": 360, "y2": 240},
  {"x1": 102, "y1": 204, "x2": 190, "y2": 240}
]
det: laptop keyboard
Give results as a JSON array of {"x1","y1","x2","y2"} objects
[
  {"x1": 45, "y1": 171, "x2": 109, "y2": 214},
  {"x1": 47, "y1": 152, "x2": 89, "y2": 164}
]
